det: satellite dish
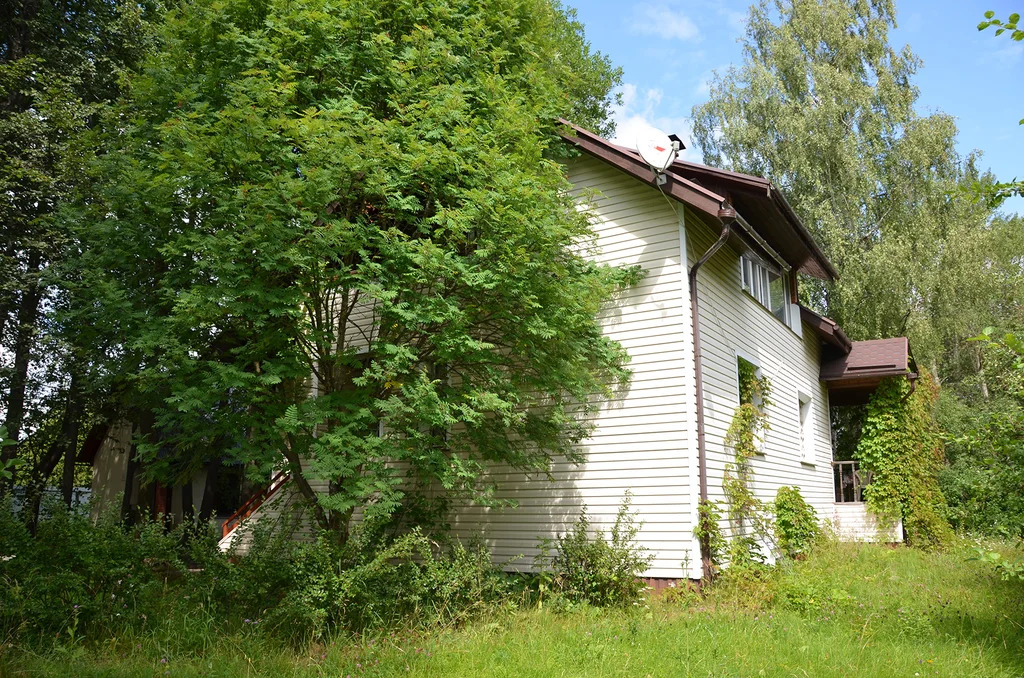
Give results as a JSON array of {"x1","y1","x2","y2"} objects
[{"x1": 636, "y1": 129, "x2": 680, "y2": 173}]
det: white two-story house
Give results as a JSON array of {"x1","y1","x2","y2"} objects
[{"x1": 86, "y1": 122, "x2": 914, "y2": 580}]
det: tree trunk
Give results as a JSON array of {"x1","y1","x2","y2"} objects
[
  {"x1": 198, "y1": 458, "x2": 219, "y2": 521},
  {"x1": 59, "y1": 376, "x2": 84, "y2": 507},
  {"x1": 1, "y1": 251, "x2": 43, "y2": 474},
  {"x1": 181, "y1": 479, "x2": 193, "y2": 522},
  {"x1": 22, "y1": 378, "x2": 84, "y2": 529},
  {"x1": 120, "y1": 415, "x2": 152, "y2": 524},
  {"x1": 282, "y1": 435, "x2": 329, "y2": 532}
]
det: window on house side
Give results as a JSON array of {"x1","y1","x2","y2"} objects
[
  {"x1": 737, "y1": 356, "x2": 767, "y2": 454},
  {"x1": 740, "y1": 254, "x2": 790, "y2": 325},
  {"x1": 737, "y1": 356, "x2": 761, "y2": 406},
  {"x1": 798, "y1": 393, "x2": 814, "y2": 465}
]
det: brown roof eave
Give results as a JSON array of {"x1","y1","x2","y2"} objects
[
  {"x1": 671, "y1": 158, "x2": 770, "y2": 192},
  {"x1": 670, "y1": 159, "x2": 837, "y2": 281},
  {"x1": 557, "y1": 120, "x2": 726, "y2": 221},
  {"x1": 769, "y1": 187, "x2": 839, "y2": 281},
  {"x1": 822, "y1": 368, "x2": 912, "y2": 383},
  {"x1": 800, "y1": 305, "x2": 853, "y2": 354}
]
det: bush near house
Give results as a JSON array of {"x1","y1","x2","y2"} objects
[
  {"x1": 536, "y1": 494, "x2": 653, "y2": 608},
  {"x1": 773, "y1": 486, "x2": 820, "y2": 559},
  {"x1": 0, "y1": 500, "x2": 520, "y2": 648}
]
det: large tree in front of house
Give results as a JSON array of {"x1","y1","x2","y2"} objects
[{"x1": 64, "y1": 0, "x2": 635, "y2": 540}]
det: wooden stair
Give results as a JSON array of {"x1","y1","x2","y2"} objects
[{"x1": 221, "y1": 470, "x2": 291, "y2": 538}]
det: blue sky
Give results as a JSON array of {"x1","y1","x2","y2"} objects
[{"x1": 572, "y1": 0, "x2": 1024, "y2": 215}]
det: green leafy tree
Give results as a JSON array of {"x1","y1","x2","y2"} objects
[
  {"x1": 975, "y1": 10, "x2": 1024, "y2": 206},
  {"x1": 0, "y1": 0, "x2": 159, "y2": 499},
  {"x1": 691, "y1": 0, "x2": 1000, "y2": 373},
  {"x1": 940, "y1": 327, "x2": 1024, "y2": 538},
  {"x1": 67, "y1": 0, "x2": 633, "y2": 541}
]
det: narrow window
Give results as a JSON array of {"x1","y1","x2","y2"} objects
[
  {"x1": 737, "y1": 356, "x2": 767, "y2": 453},
  {"x1": 798, "y1": 393, "x2": 814, "y2": 464},
  {"x1": 737, "y1": 356, "x2": 760, "y2": 405}
]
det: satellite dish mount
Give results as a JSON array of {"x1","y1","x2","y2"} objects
[{"x1": 636, "y1": 129, "x2": 682, "y2": 186}]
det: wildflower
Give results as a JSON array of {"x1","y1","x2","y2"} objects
[
  {"x1": 1, "y1": 555, "x2": 15, "y2": 561},
  {"x1": 161, "y1": 658, "x2": 167, "y2": 664},
  {"x1": 73, "y1": 605, "x2": 79, "y2": 610}
]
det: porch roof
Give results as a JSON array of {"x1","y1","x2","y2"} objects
[{"x1": 821, "y1": 337, "x2": 917, "y2": 406}]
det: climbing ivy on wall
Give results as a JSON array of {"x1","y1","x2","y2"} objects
[
  {"x1": 723, "y1": 358, "x2": 774, "y2": 564},
  {"x1": 855, "y1": 373, "x2": 953, "y2": 549}
]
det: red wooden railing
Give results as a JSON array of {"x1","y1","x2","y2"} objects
[{"x1": 221, "y1": 471, "x2": 291, "y2": 538}]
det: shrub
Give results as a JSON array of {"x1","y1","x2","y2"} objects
[
  {"x1": 0, "y1": 497, "x2": 518, "y2": 649},
  {"x1": 234, "y1": 520, "x2": 515, "y2": 643},
  {"x1": 541, "y1": 493, "x2": 653, "y2": 607},
  {"x1": 937, "y1": 395, "x2": 1024, "y2": 539},
  {"x1": 773, "y1": 486, "x2": 820, "y2": 559},
  {"x1": 0, "y1": 497, "x2": 186, "y2": 645}
]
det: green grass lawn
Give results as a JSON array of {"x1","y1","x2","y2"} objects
[{"x1": 4, "y1": 540, "x2": 1023, "y2": 677}]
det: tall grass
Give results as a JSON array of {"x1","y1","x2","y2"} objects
[{"x1": 4, "y1": 538, "x2": 1023, "y2": 677}]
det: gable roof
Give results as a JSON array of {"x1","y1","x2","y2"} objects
[
  {"x1": 667, "y1": 159, "x2": 837, "y2": 281},
  {"x1": 558, "y1": 120, "x2": 838, "y2": 281}
]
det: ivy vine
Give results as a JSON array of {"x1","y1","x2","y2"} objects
[
  {"x1": 722, "y1": 358, "x2": 774, "y2": 565},
  {"x1": 693, "y1": 498, "x2": 726, "y2": 580},
  {"x1": 855, "y1": 372, "x2": 952, "y2": 549}
]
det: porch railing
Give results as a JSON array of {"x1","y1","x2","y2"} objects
[
  {"x1": 221, "y1": 471, "x2": 291, "y2": 538},
  {"x1": 833, "y1": 460, "x2": 872, "y2": 503}
]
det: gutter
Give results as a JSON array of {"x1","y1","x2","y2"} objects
[
  {"x1": 689, "y1": 205, "x2": 738, "y2": 581},
  {"x1": 768, "y1": 186, "x2": 838, "y2": 281}
]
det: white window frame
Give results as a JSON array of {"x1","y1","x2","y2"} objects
[
  {"x1": 740, "y1": 254, "x2": 791, "y2": 326},
  {"x1": 798, "y1": 391, "x2": 814, "y2": 465}
]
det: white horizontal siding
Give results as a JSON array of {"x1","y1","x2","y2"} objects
[
  {"x1": 685, "y1": 207, "x2": 836, "y2": 552},
  {"x1": 446, "y1": 155, "x2": 696, "y2": 578},
  {"x1": 829, "y1": 503, "x2": 902, "y2": 542}
]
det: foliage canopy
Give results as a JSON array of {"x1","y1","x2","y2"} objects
[{"x1": 66, "y1": 0, "x2": 631, "y2": 538}]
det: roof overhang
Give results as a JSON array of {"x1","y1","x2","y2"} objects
[
  {"x1": 557, "y1": 120, "x2": 837, "y2": 281},
  {"x1": 820, "y1": 337, "x2": 917, "y2": 406},
  {"x1": 800, "y1": 305, "x2": 853, "y2": 354},
  {"x1": 558, "y1": 120, "x2": 726, "y2": 220},
  {"x1": 77, "y1": 422, "x2": 112, "y2": 465},
  {"x1": 668, "y1": 159, "x2": 838, "y2": 280}
]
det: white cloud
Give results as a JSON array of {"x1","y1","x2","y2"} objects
[
  {"x1": 609, "y1": 83, "x2": 701, "y2": 163},
  {"x1": 629, "y1": 4, "x2": 699, "y2": 41},
  {"x1": 694, "y1": 71, "x2": 712, "y2": 97}
]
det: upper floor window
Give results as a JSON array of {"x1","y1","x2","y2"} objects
[{"x1": 740, "y1": 254, "x2": 790, "y2": 325}]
